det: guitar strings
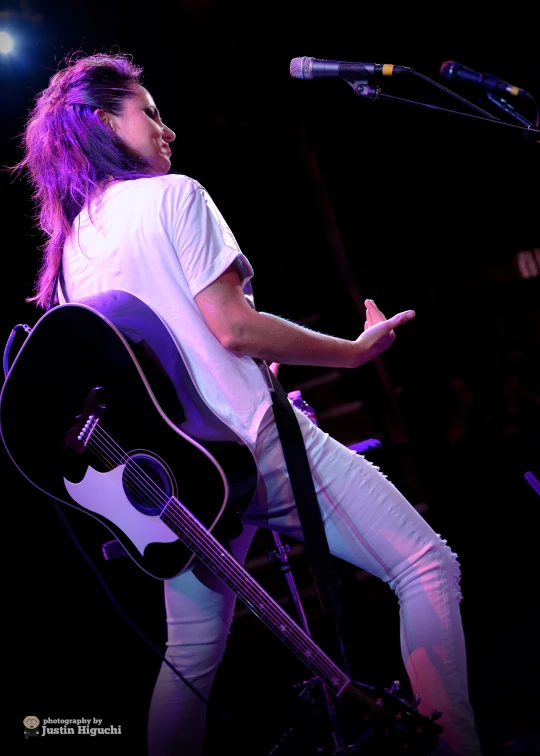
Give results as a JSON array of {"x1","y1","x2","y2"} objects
[
  {"x1": 88, "y1": 430, "x2": 164, "y2": 512},
  {"x1": 86, "y1": 426, "x2": 350, "y2": 686},
  {"x1": 84, "y1": 423, "x2": 403, "y2": 715}
]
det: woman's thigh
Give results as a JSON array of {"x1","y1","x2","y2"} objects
[{"x1": 244, "y1": 406, "x2": 445, "y2": 586}]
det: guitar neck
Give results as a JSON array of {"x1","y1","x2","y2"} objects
[{"x1": 162, "y1": 498, "x2": 350, "y2": 696}]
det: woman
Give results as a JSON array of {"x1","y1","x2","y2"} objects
[{"x1": 12, "y1": 51, "x2": 482, "y2": 756}]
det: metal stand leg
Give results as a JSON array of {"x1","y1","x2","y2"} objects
[{"x1": 266, "y1": 530, "x2": 346, "y2": 754}]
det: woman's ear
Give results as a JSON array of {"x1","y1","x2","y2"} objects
[{"x1": 95, "y1": 109, "x2": 115, "y2": 131}]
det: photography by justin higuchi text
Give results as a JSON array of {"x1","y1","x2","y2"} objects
[{"x1": 23, "y1": 715, "x2": 123, "y2": 738}]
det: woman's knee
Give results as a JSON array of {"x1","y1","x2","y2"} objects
[
  {"x1": 431, "y1": 533, "x2": 463, "y2": 603},
  {"x1": 163, "y1": 630, "x2": 231, "y2": 679},
  {"x1": 392, "y1": 533, "x2": 463, "y2": 604}
]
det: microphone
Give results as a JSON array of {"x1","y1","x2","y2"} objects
[
  {"x1": 290, "y1": 57, "x2": 413, "y2": 81},
  {"x1": 440, "y1": 61, "x2": 529, "y2": 97}
]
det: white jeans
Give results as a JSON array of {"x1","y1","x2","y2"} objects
[{"x1": 148, "y1": 406, "x2": 482, "y2": 756}]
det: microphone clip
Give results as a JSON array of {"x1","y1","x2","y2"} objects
[{"x1": 345, "y1": 80, "x2": 381, "y2": 99}]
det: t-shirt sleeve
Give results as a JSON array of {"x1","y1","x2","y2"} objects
[{"x1": 172, "y1": 180, "x2": 254, "y2": 297}]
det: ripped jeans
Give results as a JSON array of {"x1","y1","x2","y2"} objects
[{"x1": 148, "y1": 406, "x2": 482, "y2": 756}]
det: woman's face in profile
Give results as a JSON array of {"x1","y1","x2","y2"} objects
[{"x1": 104, "y1": 84, "x2": 176, "y2": 175}]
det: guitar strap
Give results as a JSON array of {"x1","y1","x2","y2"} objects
[
  {"x1": 268, "y1": 370, "x2": 342, "y2": 621},
  {"x1": 58, "y1": 260, "x2": 68, "y2": 306},
  {"x1": 243, "y1": 280, "x2": 342, "y2": 620}
]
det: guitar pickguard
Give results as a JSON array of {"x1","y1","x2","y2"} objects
[{"x1": 64, "y1": 464, "x2": 178, "y2": 555}]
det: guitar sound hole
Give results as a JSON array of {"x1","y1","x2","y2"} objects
[{"x1": 123, "y1": 453, "x2": 174, "y2": 516}]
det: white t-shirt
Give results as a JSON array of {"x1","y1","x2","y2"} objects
[{"x1": 60, "y1": 174, "x2": 272, "y2": 449}]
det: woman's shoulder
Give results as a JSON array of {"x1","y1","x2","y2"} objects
[{"x1": 127, "y1": 173, "x2": 203, "y2": 201}]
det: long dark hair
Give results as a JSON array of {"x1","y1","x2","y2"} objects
[{"x1": 11, "y1": 51, "x2": 153, "y2": 309}]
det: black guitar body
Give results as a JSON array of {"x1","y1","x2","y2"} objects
[{"x1": 1, "y1": 291, "x2": 258, "y2": 579}]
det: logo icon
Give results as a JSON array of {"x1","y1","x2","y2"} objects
[{"x1": 23, "y1": 715, "x2": 40, "y2": 739}]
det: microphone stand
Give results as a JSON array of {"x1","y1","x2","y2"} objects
[
  {"x1": 265, "y1": 530, "x2": 347, "y2": 755},
  {"x1": 485, "y1": 92, "x2": 538, "y2": 129},
  {"x1": 343, "y1": 73, "x2": 540, "y2": 142}
]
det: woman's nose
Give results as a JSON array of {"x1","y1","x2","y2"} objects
[{"x1": 163, "y1": 124, "x2": 176, "y2": 142}]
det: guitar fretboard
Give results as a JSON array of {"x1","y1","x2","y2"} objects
[{"x1": 162, "y1": 496, "x2": 350, "y2": 696}]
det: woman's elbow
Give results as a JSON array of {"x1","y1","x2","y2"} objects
[{"x1": 219, "y1": 320, "x2": 249, "y2": 354}]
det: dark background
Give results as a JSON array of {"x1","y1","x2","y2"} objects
[{"x1": 2, "y1": 1, "x2": 539, "y2": 754}]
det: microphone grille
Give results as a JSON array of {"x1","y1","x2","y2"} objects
[
  {"x1": 290, "y1": 57, "x2": 313, "y2": 79},
  {"x1": 440, "y1": 60, "x2": 455, "y2": 79}
]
